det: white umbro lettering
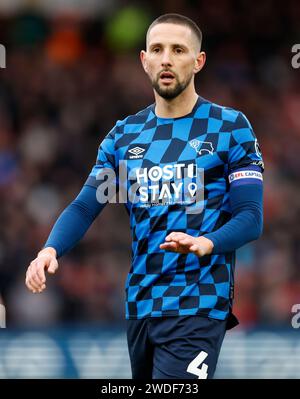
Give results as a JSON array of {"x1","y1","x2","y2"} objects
[{"x1": 128, "y1": 146, "x2": 146, "y2": 160}]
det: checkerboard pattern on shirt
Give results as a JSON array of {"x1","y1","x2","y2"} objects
[{"x1": 85, "y1": 96, "x2": 264, "y2": 320}]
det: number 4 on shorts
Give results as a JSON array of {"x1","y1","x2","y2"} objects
[{"x1": 187, "y1": 351, "x2": 208, "y2": 379}]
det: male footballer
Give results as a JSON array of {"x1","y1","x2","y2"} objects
[{"x1": 25, "y1": 14, "x2": 264, "y2": 379}]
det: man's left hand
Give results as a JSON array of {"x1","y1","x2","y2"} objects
[{"x1": 160, "y1": 232, "x2": 214, "y2": 257}]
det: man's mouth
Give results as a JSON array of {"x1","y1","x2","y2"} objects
[{"x1": 159, "y1": 71, "x2": 175, "y2": 83}]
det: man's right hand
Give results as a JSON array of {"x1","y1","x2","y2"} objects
[{"x1": 25, "y1": 247, "x2": 58, "y2": 293}]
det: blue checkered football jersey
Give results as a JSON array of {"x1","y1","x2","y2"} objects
[{"x1": 85, "y1": 96, "x2": 264, "y2": 320}]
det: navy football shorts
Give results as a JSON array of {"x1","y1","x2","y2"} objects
[{"x1": 126, "y1": 315, "x2": 227, "y2": 379}]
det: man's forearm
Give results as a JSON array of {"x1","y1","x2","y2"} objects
[
  {"x1": 44, "y1": 185, "x2": 104, "y2": 258},
  {"x1": 203, "y1": 183, "x2": 263, "y2": 254}
]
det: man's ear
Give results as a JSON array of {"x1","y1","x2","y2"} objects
[
  {"x1": 194, "y1": 51, "x2": 206, "y2": 74},
  {"x1": 140, "y1": 50, "x2": 148, "y2": 73}
]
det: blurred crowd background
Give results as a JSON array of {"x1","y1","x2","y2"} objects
[{"x1": 0, "y1": 0, "x2": 299, "y2": 329}]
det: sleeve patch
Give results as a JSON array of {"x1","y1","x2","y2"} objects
[{"x1": 229, "y1": 170, "x2": 263, "y2": 184}]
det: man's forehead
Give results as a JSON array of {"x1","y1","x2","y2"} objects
[{"x1": 147, "y1": 23, "x2": 194, "y2": 47}]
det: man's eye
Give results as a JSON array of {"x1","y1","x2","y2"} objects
[
  {"x1": 175, "y1": 48, "x2": 183, "y2": 54},
  {"x1": 152, "y1": 48, "x2": 160, "y2": 53}
]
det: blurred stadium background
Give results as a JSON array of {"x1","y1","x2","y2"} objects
[{"x1": 0, "y1": 0, "x2": 300, "y2": 378}]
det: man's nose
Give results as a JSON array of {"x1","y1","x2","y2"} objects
[{"x1": 161, "y1": 49, "x2": 173, "y2": 67}]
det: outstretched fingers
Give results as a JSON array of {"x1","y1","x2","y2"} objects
[{"x1": 160, "y1": 241, "x2": 179, "y2": 251}]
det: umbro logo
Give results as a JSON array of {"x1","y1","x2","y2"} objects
[
  {"x1": 128, "y1": 146, "x2": 146, "y2": 159},
  {"x1": 189, "y1": 139, "x2": 214, "y2": 156},
  {"x1": 128, "y1": 147, "x2": 145, "y2": 156}
]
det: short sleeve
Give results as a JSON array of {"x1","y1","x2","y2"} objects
[
  {"x1": 227, "y1": 112, "x2": 264, "y2": 188},
  {"x1": 85, "y1": 127, "x2": 117, "y2": 189},
  {"x1": 228, "y1": 112, "x2": 264, "y2": 173}
]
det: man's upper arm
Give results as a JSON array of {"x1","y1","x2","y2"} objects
[
  {"x1": 228, "y1": 111, "x2": 264, "y2": 170},
  {"x1": 85, "y1": 126, "x2": 117, "y2": 189},
  {"x1": 227, "y1": 111, "x2": 264, "y2": 188}
]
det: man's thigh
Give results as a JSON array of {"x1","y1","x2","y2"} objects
[
  {"x1": 126, "y1": 318, "x2": 154, "y2": 379},
  {"x1": 149, "y1": 316, "x2": 227, "y2": 379}
]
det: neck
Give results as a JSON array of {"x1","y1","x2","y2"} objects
[{"x1": 154, "y1": 85, "x2": 199, "y2": 119}]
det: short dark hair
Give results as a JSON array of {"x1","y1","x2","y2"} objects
[{"x1": 146, "y1": 13, "x2": 202, "y2": 51}]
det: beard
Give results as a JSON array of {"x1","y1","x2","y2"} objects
[{"x1": 151, "y1": 71, "x2": 193, "y2": 100}]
